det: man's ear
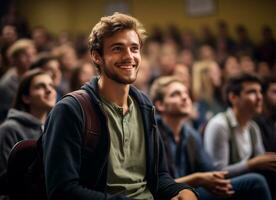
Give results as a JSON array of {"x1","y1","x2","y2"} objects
[
  {"x1": 22, "y1": 95, "x2": 31, "y2": 105},
  {"x1": 91, "y1": 51, "x2": 102, "y2": 66},
  {"x1": 155, "y1": 100, "x2": 165, "y2": 113},
  {"x1": 228, "y1": 92, "x2": 238, "y2": 106}
]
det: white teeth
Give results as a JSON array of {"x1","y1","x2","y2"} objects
[{"x1": 120, "y1": 65, "x2": 134, "y2": 69}]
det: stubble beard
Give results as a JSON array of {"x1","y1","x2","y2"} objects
[{"x1": 102, "y1": 60, "x2": 139, "y2": 85}]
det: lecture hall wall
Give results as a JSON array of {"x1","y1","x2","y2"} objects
[{"x1": 16, "y1": 0, "x2": 276, "y2": 42}]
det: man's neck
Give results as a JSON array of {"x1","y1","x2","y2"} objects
[
  {"x1": 232, "y1": 107, "x2": 251, "y2": 128},
  {"x1": 29, "y1": 109, "x2": 47, "y2": 124},
  {"x1": 162, "y1": 115, "x2": 185, "y2": 143},
  {"x1": 98, "y1": 77, "x2": 130, "y2": 114},
  {"x1": 263, "y1": 106, "x2": 276, "y2": 119},
  {"x1": 16, "y1": 68, "x2": 26, "y2": 77}
]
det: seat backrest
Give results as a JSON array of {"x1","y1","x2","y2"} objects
[{"x1": 7, "y1": 139, "x2": 42, "y2": 200}]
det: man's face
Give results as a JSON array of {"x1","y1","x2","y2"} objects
[
  {"x1": 265, "y1": 83, "x2": 276, "y2": 111},
  {"x1": 98, "y1": 29, "x2": 141, "y2": 84},
  {"x1": 43, "y1": 59, "x2": 62, "y2": 87},
  {"x1": 159, "y1": 82, "x2": 192, "y2": 117},
  {"x1": 24, "y1": 74, "x2": 57, "y2": 112},
  {"x1": 17, "y1": 46, "x2": 37, "y2": 72},
  {"x1": 235, "y1": 82, "x2": 263, "y2": 115}
]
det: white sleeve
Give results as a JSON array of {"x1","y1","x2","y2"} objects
[{"x1": 204, "y1": 117, "x2": 230, "y2": 169}]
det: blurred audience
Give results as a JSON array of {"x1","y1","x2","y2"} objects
[
  {"x1": 30, "y1": 52, "x2": 63, "y2": 100},
  {"x1": 134, "y1": 57, "x2": 152, "y2": 95},
  {"x1": 204, "y1": 73, "x2": 276, "y2": 199},
  {"x1": 0, "y1": 39, "x2": 37, "y2": 123},
  {"x1": 150, "y1": 76, "x2": 272, "y2": 200},
  {"x1": 192, "y1": 61, "x2": 225, "y2": 129},
  {"x1": 254, "y1": 76, "x2": 276, "y2": 152},
  {"x1": 69, "y1": 62, "x2": 96, "y2": 91}
]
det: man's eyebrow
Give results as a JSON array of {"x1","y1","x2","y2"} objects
[
  {"x1": 110, "y1": 43, "x2": 124, "y2": 47},
  {"x1": 245, "y1": 88, "x2": 260, "y2": 93},
  {"x1": 109, "y1": 42, "x2": 140, "y2": 47}
]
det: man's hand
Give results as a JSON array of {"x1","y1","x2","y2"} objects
[
  {"x1": 196, "y1": 171, "x2": 234, "y2": 197},
  {"x1": 248, "y1": 152, "x2": 276, "y2": 171},
  {"x1": 171, "y1": 189, "x2": 198, "y2": 200}
]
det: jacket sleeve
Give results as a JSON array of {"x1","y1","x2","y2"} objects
[
  {"x1": 42, "y1": 97, "x2": 132, "y2": 200},
  {"x1": 156, "y1": 127, "x2": 198, "y2": 200}
]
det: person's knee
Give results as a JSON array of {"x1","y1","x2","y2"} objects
[
  {"x1": 232, "y1": 173, "x2": 269, "y2": 190},
  {"x1": 245, "y1": 173, "x2": 268, "y2": 188},
  {"x1": 231, "y1": 173, "x2": 272, "y2": 200}
]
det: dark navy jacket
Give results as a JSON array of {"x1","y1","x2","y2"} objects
[
  {"x1": 42, "y1": 78, "x2": 196, "y2": 200},
  {"x1": 156, "y1": 117, "x2": 217, "y2": 178}
]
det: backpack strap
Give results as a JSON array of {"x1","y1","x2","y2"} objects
[{"x1": 66, "y1": 90, "x2": 101, "y2": 148}]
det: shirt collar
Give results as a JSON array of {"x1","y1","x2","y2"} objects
[
  {"x1": 100, "y1": 95, "x2": 134, "y2": 116},
  {"x1": 226, "y1": 108, "x2": 250, "y2": 129}
]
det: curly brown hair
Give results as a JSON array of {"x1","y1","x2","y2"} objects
[{"x1": 88, "y1": 12, "x2": 147, "y2": 72}]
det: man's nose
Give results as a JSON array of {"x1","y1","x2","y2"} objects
[
  {"x1": 257, "y1": 92, "x2": 263, "y2": 101},
  {"x1": 46, "y1": 85, "x2": 53, "y2": 94},
  {"x1": 181, "y1": 93, "x2": 188, "y2": 101},
  {"x1": 122, "y1": 48, "x2": 133, "y2": 60}
]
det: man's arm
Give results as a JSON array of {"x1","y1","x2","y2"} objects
[{"x1": 204, "y1": 119, "x2": 249, "y2": 177}]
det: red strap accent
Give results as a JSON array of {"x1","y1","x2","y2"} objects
[{"x1": 66, "y1": 90, "x2": 101, "y2": 146}]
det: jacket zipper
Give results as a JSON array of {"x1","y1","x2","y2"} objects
[{"x1": 151, "y1": 107, "x2": 159, "y2": 195}]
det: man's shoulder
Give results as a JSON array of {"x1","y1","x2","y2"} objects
[
  {"x1": 249, "y1": 120, "x2": 261, "y2": 133},
  {"x1": 184, "y1": 124, "x2": 200, "y2": 137},
  {"x1": 49, "y1": 95, "x2": 83, "y2": 119},
  {"x1": 130, "y1": 86, "x2": 153, "y2": 107},
  {"x1": 207, "y1": 112, "x2": 228, "y2": 127},
  {"x1": 204, "y1": 112, "x2": 229, "y2": 136}
]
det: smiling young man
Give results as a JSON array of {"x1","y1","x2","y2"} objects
[{"x1": 42, "y1": 13, "x2": 198, "y2": 200}]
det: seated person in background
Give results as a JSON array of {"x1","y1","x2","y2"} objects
[
  {"x1": 204, "y1": 73, "x2": 276, "y2": 199},
  {"x1": 0, "y1": 69, "x2": 56, "y2": 198},
  {"x1": 254, "y1": 76, "x2": 276, "y2": 152},
  {"x1": 30, "y1": 53, "x2": 63, "y2": 100},
  {"x1": 69, "y1": 62, "x2": 96, "y2": 92},
  {"x1": 0, "y1": 39, "x2": 37, "y2": 122},
  {"x1": 150, "y1": 75, "x2": 272, "y2": 200},
  {"x1": 191, "y1": 61, "x2": 226, "y2": 130}
]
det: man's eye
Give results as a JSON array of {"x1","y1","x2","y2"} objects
[
  {"x1": 170, "y1": 92, "x2": 179, "y2": 97},
  {"x1": 131, "y1": 46, "x2": 139, "y2": 52},
  {"x1": 112, "y1": 47, "x2": 122, "y2": 52}
]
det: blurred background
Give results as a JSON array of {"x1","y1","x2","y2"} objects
[{"x1": 6, "y1": 0, "x2": 276, "y2": 41}]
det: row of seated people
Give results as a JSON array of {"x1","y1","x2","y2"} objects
[
  {"x1": 150, "y1": 74, "x2": 276, "y2": 200},
  {"x1": 0, "y1": 71, "x2": 275, "y2": 200}
]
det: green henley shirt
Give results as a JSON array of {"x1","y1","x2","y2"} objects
[{"x1": 100, "y1": 95, "x2": 153, "y2": 200}]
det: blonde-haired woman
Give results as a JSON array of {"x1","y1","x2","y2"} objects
[{"x1": 192, "y1": 61, "x2": 225, "y2": 130}]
